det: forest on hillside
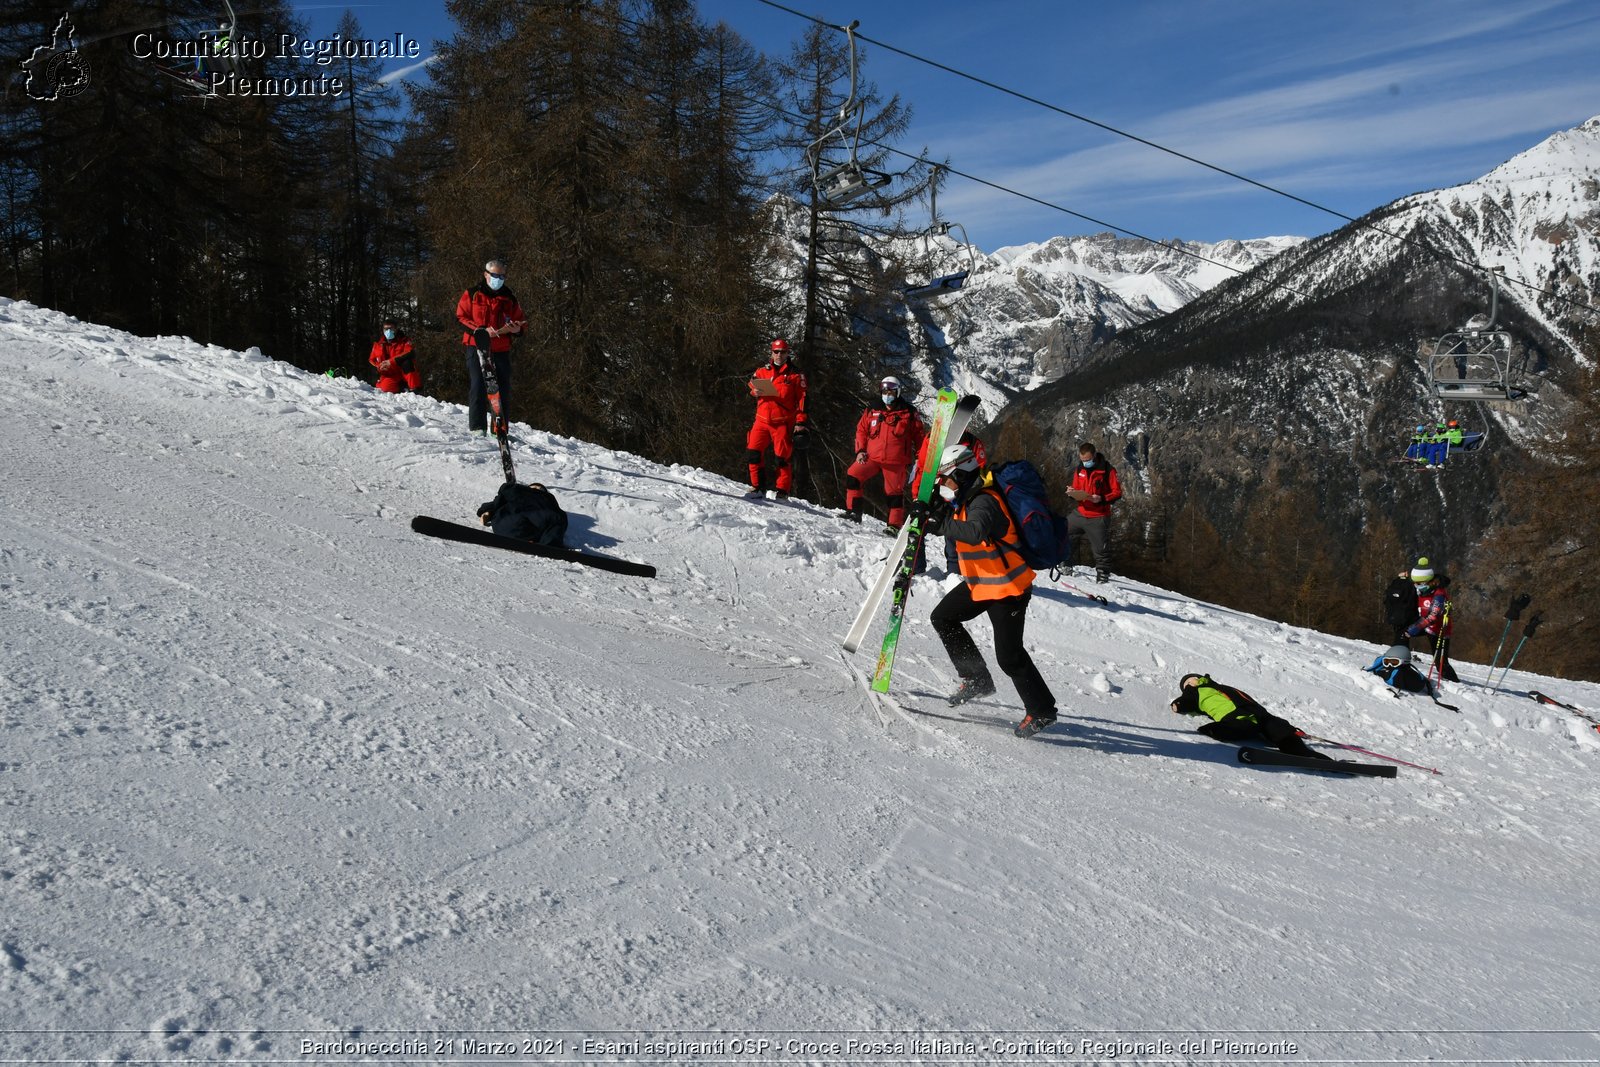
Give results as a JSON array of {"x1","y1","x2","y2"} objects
[{"x1": 2, "y1": 0, "x2": 946, "y2": 496}]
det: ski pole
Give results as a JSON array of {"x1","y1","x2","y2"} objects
[
  {"x1": 1298, "y1": 732, "x2": 1443, "y2": 775},
  {"x1": 1048, "y1": 570, "x2": 1109, "y2": 605},
  {"x1": 1427, "y1": 601, "x2": 1452, "y2": 690},
  {"x1": 1491, "y1": 612, "x2": 1543, "y2": 694},
  {"x1": 1484, "y1": 593, "x2": 1531, "y2": 683}
]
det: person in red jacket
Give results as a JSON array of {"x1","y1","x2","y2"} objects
[
  {"x1": 455, "y1": 259, "x2": 526, "y2": 435},
  {"x1": 745, "y1": 339, "x2": 808, "y2": 498},
  {"x1": 1403, "y1": 558, "x2": 1458, "y2": 682},
  {"x1": 1065, "y1": 441, "x2": 1122, "y2": 583},
  {"x1": 369, "y1": 319, "x2": 420, "y2": 394},
  {"x1": 843, "y1": 376, "x2": 927, "y2": 528}
]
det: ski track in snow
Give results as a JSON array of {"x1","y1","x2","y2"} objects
[{"x1": 3, "y1": 297, "x2": 1600, "y2": 1062}]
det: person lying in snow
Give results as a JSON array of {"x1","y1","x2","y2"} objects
[
  {"x1": 1170, "y1": 673, "x2": 1329, "y2": 759},
  {"x1": 476, "y1": 482, "x2": 567, "y2": 547},
  {"x1": 1364, "y1": 643, "x2": 1433, "y2": 694}
]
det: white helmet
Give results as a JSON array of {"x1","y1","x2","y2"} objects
[
  {"x1": 937, "y1": 443, "x2": 979, "y2": 476},
  {"x1": 880, "y1": 376, "x2": 902, "y2": 392}
]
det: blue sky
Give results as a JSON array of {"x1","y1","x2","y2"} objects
[{"x1": 297, "y1": 0, "x2": 1600, "y2": 250}]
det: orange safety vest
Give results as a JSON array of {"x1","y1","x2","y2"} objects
[{"x1": 952, "y1": 484, "x2": 1035, "y2": 601}]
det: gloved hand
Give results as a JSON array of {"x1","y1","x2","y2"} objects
[
  {"x1": 473, "y1": 327, "x2": 492, "y2": 350},
  {"x1": 856, "y1": 450, "x2": 869, "y2": 463},
  {"x1": 910, "y1": 497, "x2": 947, "y2": 533},
  {"x1": 1196, "y1": 721, "x2": 1220, "y2": 738}
]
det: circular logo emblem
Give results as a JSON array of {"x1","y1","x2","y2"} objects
[{"x1": 45, "y1": 50, "x2": 91, "y2": 99}]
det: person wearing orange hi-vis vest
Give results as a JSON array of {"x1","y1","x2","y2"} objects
[{"x1": 914, "y1": 442, "x2": 1059, "y2": 739}]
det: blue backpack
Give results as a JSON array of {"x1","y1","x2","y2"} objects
[{"x1": 990, "y1": 460, "x2": 1070, "y2": 571}]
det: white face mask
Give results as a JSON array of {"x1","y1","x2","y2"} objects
[
  {"x1": 881, "y1": 394, "x2": 896, "y2": 406},
  {"x1": 938, "y1": 483, "x2": 957, "y2": 503}
]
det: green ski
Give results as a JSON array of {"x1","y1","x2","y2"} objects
[{"x1": 870, "y1": 391, "x2": 979, "y2": 693}]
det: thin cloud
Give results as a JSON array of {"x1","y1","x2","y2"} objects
[{"x1": 375, "y1": 54, "x2": 439, "y2": 85}]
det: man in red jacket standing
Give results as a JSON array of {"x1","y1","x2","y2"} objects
[
  {"x1": 455, "y1": 259, "x2": 525, "y2": 435},
  {"x1": 745, "y1": 339, "x2": 808, "y2": 498},
  {"x1": 1065, "y1": 441, "x2": 1122, "y2": 583},
  {"x1": 369, "y1": 318, "x2": 420, "y2": 394},
  {"x1": 843, "y1": 376, "x2": 927, "y2": 529}
]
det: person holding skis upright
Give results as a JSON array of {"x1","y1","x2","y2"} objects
[
  {"x1": 1404, "y1": 558, "x2": 1458, "y2": 681},
  {"x1": 1065, "y1": 442, "x2": 1122, "y2": 583},
  {"x1": 917, "y1": 443, "x2": 1058, "y2": 738},
  {"x1": 1170, "y1": 673, "x2": 1329, "y2": 759},
  {"x1": 843, "y1": 376, "x2": 927, "y2": 529},
  {"x1": 369, "y1": 318, "x2": 421, "y2": 394},
  {"x1": 455, "y1": 260, "x2": 525, "y2": 436},
  {"x1": 745, "y1": 339, "x2": 808, "y2": 498}
]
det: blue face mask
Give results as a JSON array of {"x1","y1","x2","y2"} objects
[
  {"x1": 1081, "y1": 459, "x2": 1095, "y2": 468},
  {"x1": 383, "y1": 328, "x2": 395, "y2": 341},
  {"x1": 487, "y1": 274, "x2": 505, "y2": 291}
]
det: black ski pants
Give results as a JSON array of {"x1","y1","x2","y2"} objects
[
  {"x1": 1199, "y1": 711, "x2": 1324, "y2": 758},
  {"x1": 1067, "y1": 511, "x2": 1111, "y2": 572},
  {"x1": 930, "y1": 585, "x2": 1056, "y2": 716},
  {"x1": 465, "y1": 346, "x2": 513, "y2": 432}
]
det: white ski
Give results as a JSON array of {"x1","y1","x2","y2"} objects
[{"x1": 842, "y1": 521, "x2": 914, "y2": 653}]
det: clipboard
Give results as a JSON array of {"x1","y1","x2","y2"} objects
[{"x1": 750, "y1": 378, "x2": 779, "y2": 397}]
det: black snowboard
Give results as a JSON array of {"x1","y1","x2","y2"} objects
[
  {"x1": 1237, "y1": 747, "x2": 1397, "y2": 778},
  {"x1": 411, "y1": 515, "x2": 656, "y2": 579}
]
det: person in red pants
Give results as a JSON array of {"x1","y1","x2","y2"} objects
[
  {"x1": 843, "y1": 376, "x2": 926, "y2": 529},
  {"x1": 369, "y1": 319, "x2": 421, "y2": 393},
  {"x1": 745, "y1": 339, "x2": 808, "y2": 498}
]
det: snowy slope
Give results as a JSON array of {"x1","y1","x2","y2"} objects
[{"x1": 3, "y1": 299, "x2": 1600, "y2": 1063}]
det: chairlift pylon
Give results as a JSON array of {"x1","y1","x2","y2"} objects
[
  {"x1": 1424, "y1": 266, "x2": 1523, "y2": 401},
  {"x1": 806, "y1": 20, "x2": 894, "y2": 211}
]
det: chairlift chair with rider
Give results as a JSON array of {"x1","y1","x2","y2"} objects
[{"x1": 149, "y1": 0, "x2": 240, "y2": 96}]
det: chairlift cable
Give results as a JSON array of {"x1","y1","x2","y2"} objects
[{"x1": 752, "y1": 0, "x2": 1600, "y2": 318}]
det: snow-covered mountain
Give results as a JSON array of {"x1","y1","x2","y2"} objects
[
  {"x1": 1002, "y1": 115, "x2": 1600, "y2": 611},
  {"x1": 961, "y1": 232, "x2": 1304, "y2": 381},
  {"x1": 1146, "y1": 114, "x2": 1600, "y2": 369},
  {"x1": 767, "y1": 195, "x2": 1302, "y2": 415},
  {"x1": 4, "y1": 298, "x2": 1600, "y2": 1060}
]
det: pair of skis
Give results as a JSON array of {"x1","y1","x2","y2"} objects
[
  {"x1": 842, "y1": 391, "x2": 979, "y2": 693},
  {"x1": 1530, "y1": 691, "x2": 1600, "y2": 733}
]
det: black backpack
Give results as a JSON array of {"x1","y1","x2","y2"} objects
[
  {"x1": 480, "y1": 483, "x2": 568, "y2": 547},
  {"x1": 1384, "y1": 575, "x2": 1419, "y2": 629}
]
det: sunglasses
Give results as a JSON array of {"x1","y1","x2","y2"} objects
[{"x1": 486, "y1": 270, "x2": 507, "y2": 279}]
